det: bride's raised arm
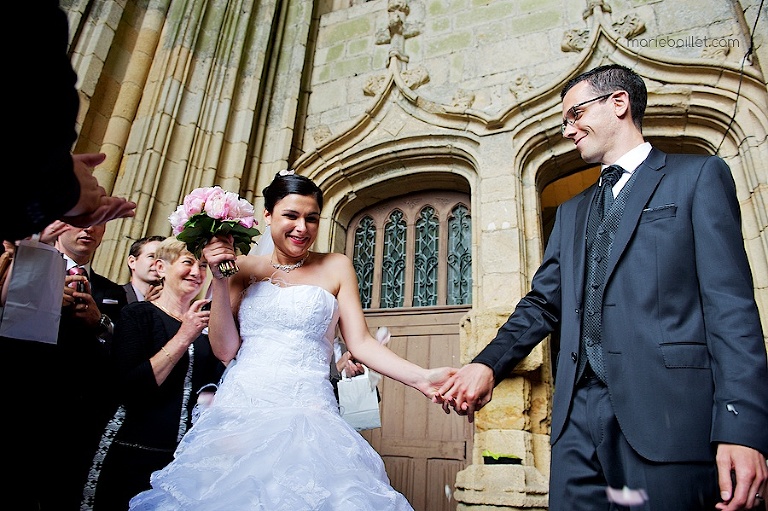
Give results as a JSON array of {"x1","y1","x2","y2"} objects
[{"x1": 202, "y1": 235, "x2": 248, "y2": 363}]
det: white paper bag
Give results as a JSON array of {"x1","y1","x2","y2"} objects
[
  {"x1": 337, "y1": 366, "x2": 381, "y2": 431},
  {"x1": 0, "y1": 239, "x2": 65, "y2": 344}
]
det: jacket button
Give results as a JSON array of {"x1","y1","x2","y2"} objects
[{"x1": 571, "y1": 352, "x2": 577, "y2": 362}]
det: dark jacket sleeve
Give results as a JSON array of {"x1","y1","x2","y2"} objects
[
  {"x1": 472, "y1": 214, "x2": 562, "y2": 383},
  {"x1": 3, "y1": 1, "x2": 81, "y2": 241}
]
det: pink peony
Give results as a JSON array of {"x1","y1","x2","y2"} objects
[
  {"x1": 183, "y1": 186, "x2": 217, "y2": 216},
  {"x1": 235, "y1": 198, "x2": 256, "y2": 228},
  {"x1": 238, "y1": 216, "x2": 256, "y2": 229},
  {"x1": 204, "y1": 188, "x2": 240, "y2": 220},
  {"x1": 168, "y1": 205, "x2": 190, "y2": 235}
]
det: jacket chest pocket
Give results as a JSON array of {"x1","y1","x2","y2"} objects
[
  {"x1": 640, "y1": 204, "x2": 676, "y2": 223},
  {"x1": 660, "y1": 342, "x2": 710, "y2": 369}
]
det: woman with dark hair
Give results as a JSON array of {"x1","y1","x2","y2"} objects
[{"x1": 130, "y1": 171, "x2": 457, "y2": 510}]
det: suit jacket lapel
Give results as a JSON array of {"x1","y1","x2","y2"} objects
[
  {"x1": 122, "y1": 282, "x2": 138, "y2": 303},
  {"x1": 605, "y1": 148, "x2": 667, "y2": 278}
]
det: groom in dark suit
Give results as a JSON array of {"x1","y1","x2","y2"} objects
[{"x1": 438, "y1": 65, "x2": 767, "y2": 510}]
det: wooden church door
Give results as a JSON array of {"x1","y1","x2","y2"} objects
[{"x1": 345, "y1": 190, "x2": 473, "y2": 511}]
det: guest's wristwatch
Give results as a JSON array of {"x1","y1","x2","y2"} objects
[{"x1": 98, "y1": 314, "x2": 114, "y2": 335}]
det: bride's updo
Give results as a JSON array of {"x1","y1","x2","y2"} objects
[{"x1": 263, "y1": 170, "x2": 324, "y2": 213}]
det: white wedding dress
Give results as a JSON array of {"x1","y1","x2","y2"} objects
[{"x1": 129, "y1": 280, "x2": 413, "y2": 510}]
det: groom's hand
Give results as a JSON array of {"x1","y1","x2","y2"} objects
[{"x1": 436, "y1": 363, "x2": 495, "y2": 423}]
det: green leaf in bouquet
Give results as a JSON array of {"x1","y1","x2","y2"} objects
[
  {"x1": 175, "y1": 214, "x2": 216, "y2": 258},
  {"x1": 186, "y1": 213, "x2": 214, "y2": 230},
  {"x1": 189, "y1": 238, "x2": 209, "y2": 259},
  {"x1": 231, "y1": 224, "x2": 261, "y2": 255},
  {"x1": 176, "y1": 215, "x2": 260, "y2": 260},
  {"x1": 214, "y1": 221, "x2": 237, "y2": 236}
]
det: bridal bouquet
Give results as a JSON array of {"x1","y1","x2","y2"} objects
[{"x1": 169, "y1": 186, "x2": 260, "y2": 277}]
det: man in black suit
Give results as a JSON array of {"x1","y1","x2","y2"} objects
[
  {"x1": 122, "y1": 235, "x2": 165, "y2": 303},
  {"x1": 438, "y1": 65, "x2": 767, "y2": 510},
  {"x1": 53, "y1": 223, "x2": 128, "y2": 509},
  {"x1": 3, "y1": 223, "x2": 127, "y2": 510}
]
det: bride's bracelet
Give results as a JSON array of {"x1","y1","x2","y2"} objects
[{"x1": 211, "y1": 262, "x2": 238, "y2": 279}]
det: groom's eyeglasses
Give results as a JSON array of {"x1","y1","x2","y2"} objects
[{"x1": 561, "y1": 93, "x2": 613, "y2": 134}]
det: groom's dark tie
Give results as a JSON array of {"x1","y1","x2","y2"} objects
[
  {"x1": 580, "y1": 164, "x2": 625, "y2": 382},
  {"x1": 595, "y1": 165, "x2": 623, "y2": 221}
]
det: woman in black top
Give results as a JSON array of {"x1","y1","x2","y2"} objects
[{"x1": 84, "y1": 238, "x2": 225, "y2": 510}]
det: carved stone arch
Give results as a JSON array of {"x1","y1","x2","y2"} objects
[
  {"x1": 514, "y1": 26, "x2": 768, "y2": 321},
  {"x1": 296, "y1": 135, "x2": 480, "y2": 256}
]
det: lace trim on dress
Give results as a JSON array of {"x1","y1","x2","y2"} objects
[
  {"x1": 177, "y1": 343, "x2": 194, "y2": 441},
  {"x1": 80, "y1": 405, "x2": 125, "y2": 510}
]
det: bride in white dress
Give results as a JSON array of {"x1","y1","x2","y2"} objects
[{"x1": 129, "y1": 172, "x2": 456, "y2": 510}]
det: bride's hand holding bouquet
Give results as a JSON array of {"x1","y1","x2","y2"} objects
[{"x1": 201, "y1": 235, "x2": 238, "y2": 279}]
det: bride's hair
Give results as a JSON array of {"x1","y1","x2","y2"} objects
[{"x1": 263, "y1": 171, "x2": 324, "y2": 212}]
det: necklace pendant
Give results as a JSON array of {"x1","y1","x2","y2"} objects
[{"x1": 271, "y1": 254, "x2": 308, "y2": 273}]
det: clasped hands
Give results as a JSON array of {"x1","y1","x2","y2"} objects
[{"x1": 431, "y1": 362, "x2": 496, "y2": 423}]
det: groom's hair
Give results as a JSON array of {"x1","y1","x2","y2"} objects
[
  {"x1": 263, "y1": 171, "x2": 324, "y2": 212},
  {"x1": 561, "y1": 64, "x2": 647, "y2": 130}
]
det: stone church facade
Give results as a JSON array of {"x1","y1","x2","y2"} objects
[{"x1": 62, "y1": 0, "x2": 766, "y2": 508}]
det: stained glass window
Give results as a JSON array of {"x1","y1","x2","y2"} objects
[
  {"x1": 413, "y1": 206, "x2": 438, "y2": 306},
  {"x1": 447, "y1": 204, "x2": 472, "y2": 305},
  {"x1": 380, "y1": 209, "x2": 406, "y2": 308},
  {"x1": 353, "y1": 216, "x2": 376, "y2": 308},
  {"x1": 348, "y1": 191, "x2": 471, "y2": 309}
]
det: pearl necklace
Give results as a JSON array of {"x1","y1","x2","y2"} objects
[{"x1": 271, "y1": 253, "x2": 308, "y2": 273}]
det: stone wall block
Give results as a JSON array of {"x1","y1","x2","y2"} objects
[
  {"x1": 460, "y1": 309, "x2": 544, "y2": 372},
  {"x1": 472, "y1": 428, "x2": 533, "y2": 465},
  {"x1": 454, "y1": 464, "x2": 548, "y2": 508}
]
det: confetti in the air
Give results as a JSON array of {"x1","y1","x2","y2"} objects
[{"x1": 606, "y1": 486, "x2": 648, "y2": 506}]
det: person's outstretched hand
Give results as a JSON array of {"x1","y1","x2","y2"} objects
[
  {"x1": 60, "y1": 153, "x2": 136, "y2": 227},
  {"x1": 38, "y1": 220, "x2": 70, "y2": 244},
  {"x1": 337, "y1": 351, "x2": 365, "y2": 378},
  {"x1": 434, "y1": 362, "x2": 495, "y2": 423}
]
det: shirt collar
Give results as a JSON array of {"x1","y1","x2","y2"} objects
[
  {"x1": 64, "y1": 255, "x2": 91, "y2": 275},
  {"x1": 132, "y1": 283, "x2": 145, "y2": 302},
  {"x1": 604, "y1": 141, "x2": 652, "y2": 174}
]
